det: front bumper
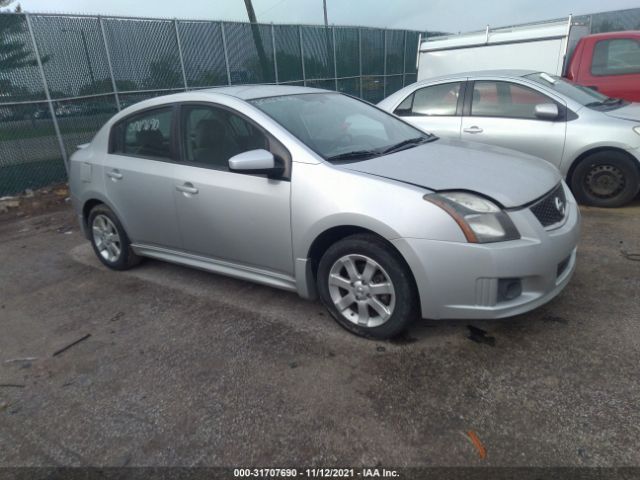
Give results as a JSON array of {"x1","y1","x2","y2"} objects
[{"x1": 392, "y1": 187, "x2": 581, "y2": 320}]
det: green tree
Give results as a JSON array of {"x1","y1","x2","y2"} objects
[
  {"x1": 0, "y1": 12, "x2": 39, "y2": 73},
  {"x1": 592, "y1": 19, "x2": 622, "y2": 34},
  {"x1": 78, "y1": 78, "x2": 138, "y2": 96},
  {"x1": 1, "y1": 4, "x2": 49, "y2": 101},
  {"x1": 197, "y1": 70, "x2": 227, "y2": 87},
  {"x1": 145, "y1": 54, "x2": 183, "y2": 89}
]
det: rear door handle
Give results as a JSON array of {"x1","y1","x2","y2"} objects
[
  {"x1": 176, "y1": 183, "x2": 199, "y2": 195},
  {"x1": 463, "y1": 126, "x2": 483, "y2": 134},
  {"x1": 107, "y1": 169, "x2": 123, "y2": 180}
]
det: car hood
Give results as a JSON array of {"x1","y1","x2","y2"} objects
[
  {"x1": 336, "y1": 138, "x2": 561, "y2": 208},
  {"x1": 604, "y1": 102, "x2": 640, "y2": 122}
]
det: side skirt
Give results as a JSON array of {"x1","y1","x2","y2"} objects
[{"x1": 131, "y1": 243, "x2": 298, "y2": 293}]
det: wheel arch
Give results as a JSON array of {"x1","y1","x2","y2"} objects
[
  {"x1": 300, "y1": 225, "x2": 419, "y2": 301},
  {"x1": 80, "y1": 195, "x2": 127, "y2": 240},
  {"x1": 566, "y1": 146, "x2": 640, "y2": 184}
]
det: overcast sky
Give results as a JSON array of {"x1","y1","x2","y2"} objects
[{"x1": 8, "y1": 0, "x2": 640, "y2": 32}]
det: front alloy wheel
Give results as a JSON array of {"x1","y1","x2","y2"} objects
[
  {"x1": 328, "y1": 254, "x2": 396, "y2": 328},
  {"x1": 317, "y1": 233, "x2": 418, "y2": 339}
]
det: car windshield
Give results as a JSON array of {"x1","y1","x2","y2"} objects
[
  {"x1": 249, "y1": 93, "x2": 435, "y2": 162},
  {"x1": 523, "y1": 72, "x2": 626, "y2": 109}
]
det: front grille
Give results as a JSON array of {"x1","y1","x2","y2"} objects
[{"x1": 530, "y1": 184, "x2": 567, "y2": 228}]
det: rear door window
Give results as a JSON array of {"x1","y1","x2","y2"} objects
[
  {"x1": 394, "y1": 82, "x2": 462, "y2": 117},
  {"x1": 112, "y1": 107, "x2": 174, "y2": 160}
]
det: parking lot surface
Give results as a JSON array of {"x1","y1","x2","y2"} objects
[{"x1": 0, "y1": 202, "x2": 639, "y2": 467}]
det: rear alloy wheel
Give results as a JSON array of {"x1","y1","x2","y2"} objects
[
  {"x1": 317, "y1": 234, "x2": 418, "y2": 339},
  {"x1": 92, "y1": 214, "x2": 122, "y2": 263},
  {"x1": 570, "y1": 151, "x2": 640, "y2": 207},
  {"x1": 88, "y1": 204, "x2": 141, "y2": 270}
]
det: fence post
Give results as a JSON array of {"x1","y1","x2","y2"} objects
[
  {"x1": 220, "y1": 22, "x2": 232, "y2": 85},
  {"x1": 99, "y1": 17, "x2": 121, "y2": 110},
  {"x1": 25, "y1": 13, "x2": 68, "y2": 173},
  {"x1": 358, "y1": 28, "x2": 363, "y2": 98},
  {"x1": 332, "y1": 26, "x2": 338, "y2": 91},
  {"x1": 174, "y1": 19, "x2": 188, "y2": 90},
  {"x1": 299, "y1": 26, "x2": 306, "y2": 86},
  {"x1": 271, "y1": 23, "x2": 278, "y2": 84},
  {"x1": 402, "y1": 30, "x2": 407, "y2": 87},
  {"x1": 383, "y1": 29, "x2": 387, "y2": 98}
]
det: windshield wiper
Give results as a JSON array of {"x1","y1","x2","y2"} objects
[
  {"x1": 381, "y1": 135, "x2": 435, "y2": 155},
  {"x1": 586, "y1": 97, "x2": 624, "y2": 108},
  {"x1": 327, "y1": 150, "x2": 380, "y2": 162}
]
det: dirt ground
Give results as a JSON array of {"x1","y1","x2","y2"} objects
[{"x1": 0, "y1": 194, "x2": 639, "y2": 468}]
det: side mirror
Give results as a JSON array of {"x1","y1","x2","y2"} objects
[
  {"x1": 534, "y1": 103, "x2": 559, "y2": 120},
  {"x1": 228, "y1": 149, "x2": 282, "y2": 177}
]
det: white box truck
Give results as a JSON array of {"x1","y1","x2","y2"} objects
[{"x1": 416, "y1": 17, "x2": 590, "y2": 81}]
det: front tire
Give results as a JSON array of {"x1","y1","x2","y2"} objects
[
  {"x1": 317, "y1": 233, "x2": 419, "y2": 339},
  {"x1": 88, "y1": 204, "x2": 141, "y2": 270},
  {"x1": 570, "y1": 151, "x2": 640, "y2": 207}
]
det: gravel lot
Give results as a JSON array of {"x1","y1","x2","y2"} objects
[{"x1": 0, "y1": 201, "x2": 639, "y2": 467}]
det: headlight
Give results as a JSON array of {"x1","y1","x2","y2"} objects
[
  {"x1": 634, "y1": 126, "x2": 640, "y2": 135},
  {"x1": 424, "y1": 191, "x2": 520, "y2": 243}
]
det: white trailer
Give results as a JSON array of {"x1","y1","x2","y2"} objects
[{"x1": 416, "y1": 17, "x2": 591, "y2": 81}]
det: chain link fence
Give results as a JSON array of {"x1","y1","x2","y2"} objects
[
  {"x1": 0, "y1": 12, "x2": 421, "y2": 195},
  {"x1": 1, "y1": 8, "x2": 638, "y2": 196}
]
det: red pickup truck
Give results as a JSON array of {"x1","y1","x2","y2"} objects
[
  {"x1": 566, "y1": 31, "x2": 640, "y2": 102},
  {"x1": 417, "y1": 23, "x2": 640, "y2": 102}
]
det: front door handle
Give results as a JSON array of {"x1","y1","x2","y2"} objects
[
  {"x1": 463, "y1": 126, "x2": 483, "y2": 134},
  {"x1": 107, "y1": 169, "x2": 123, "y2": 180},
  {"x1": 176, "y1": 183, "x2": 199, "y2": 195}
]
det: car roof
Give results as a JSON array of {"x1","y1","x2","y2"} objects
[
  {"x1": 585, "y1": 31, "x2": 640, "y2": 40},
  {"x1": 112, "y1": 85, "x2": 334, "y2": 120},
  {"x1": 417, "y1": 69, "x2": 538, "y2": 83},
  {"x1": 197, "y1": 84, "x2": 331, "y2": 100}
]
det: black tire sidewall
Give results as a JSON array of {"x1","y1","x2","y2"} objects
[
  {"x1": 317, "y1": 234, "x2": 418, "y2": 339},
  {"x1": 88, "y1": 205, "x2": 137, "y2": 270},
  {"x1": 571, "y1": 151, "x2": 640, "y2": 207}
]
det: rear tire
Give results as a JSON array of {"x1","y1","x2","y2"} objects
[
  {"x1": 317, "y1": 233, "x2": 419, "y2": 339},
  {"x1": 570, "y1": 151, "x2": 640, "y2": 207},
  {"x1": 88, "y1": 204, "x2": 141, "y2": 271}
]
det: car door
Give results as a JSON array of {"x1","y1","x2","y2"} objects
[
  {"x1": 173, "y1": 103, "x2": 293, "y2": 275},
  {"x1": 104, "y1": 106, "x2": 182, "y2": 248},
  {"x1": 582, "y1": 37, "x2": 640, "y2": 102},
  {"x1": 392, "y1": 81, "x2": 464, "y2": 139},
  {"x1": 460, "y1": 80, "x2": 566, "y2": 167}
]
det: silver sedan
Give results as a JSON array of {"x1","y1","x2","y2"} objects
[
  {"x1": 70, "y1": 86, "x2": 579, "y2": 339},
  {"x1": 378, "y1": 70, "x2": 640, "y2": 207}
]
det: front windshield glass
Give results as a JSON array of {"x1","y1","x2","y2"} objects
[
  {"x1": 523, "y1": 72, "x2": 619, "y2": 107},
  {"x1": 249, "y1": 93, "x2": 434, "y2": 162}
]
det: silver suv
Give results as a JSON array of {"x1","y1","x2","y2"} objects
[{"x1": 70, "y1": 86, "x2": 580, "y2": 339}]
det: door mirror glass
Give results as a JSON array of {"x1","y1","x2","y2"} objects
[
  {"x1": 228, "y1": 149, "x2": 280, "y2": 175},
  {"x1": 534, "y1": 103, "x2": 559, "y2": 120}
]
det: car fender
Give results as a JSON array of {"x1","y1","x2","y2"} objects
[{"x1": 561, "y1": 140, "x2": 640, "y2": 176}]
